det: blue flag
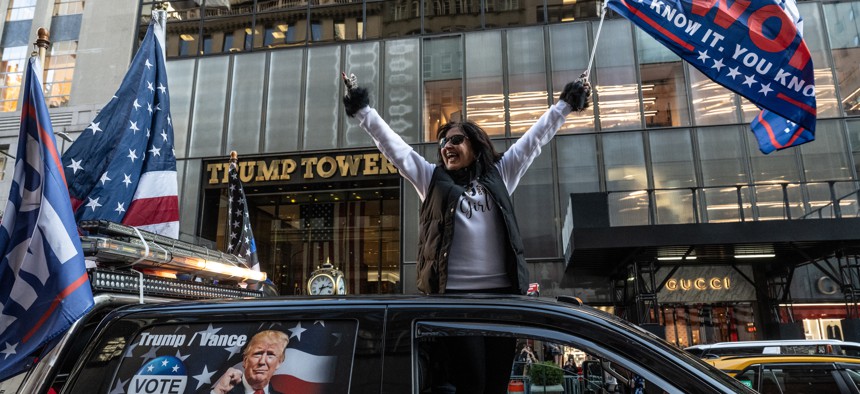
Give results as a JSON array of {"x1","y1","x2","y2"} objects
[
  {"x1": 61, "y1": 12, "x2": 179, "y2": 237},
  {"x1": 0, "y1": 57, "x2": 94, "y2": 379},
  {"x1": 606, "y1": 0, "x2": 817, "y2": 152},
  {"x1": 751, "y1": 109, "x2": 814, "y2": 153}
]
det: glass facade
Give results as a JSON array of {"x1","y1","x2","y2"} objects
[{"x1": 147, "y1": 1, "x2": 860, "y2": 299}]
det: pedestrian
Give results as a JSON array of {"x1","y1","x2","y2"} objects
[{"x1": 341, "y1": 72, "x2": 590, "y2": 393}]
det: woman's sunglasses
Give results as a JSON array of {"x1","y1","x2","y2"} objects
[{"x1": 439, "y1": 134, "x2": 467, "y2": 149}]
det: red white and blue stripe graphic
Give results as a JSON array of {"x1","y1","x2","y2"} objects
[{"x1": 0, "y1": 57, "x2": 94, "y2": 380}]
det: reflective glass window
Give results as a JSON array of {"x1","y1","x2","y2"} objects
[
  {"x1": 0, "y1": 46, "x2": 27, "y2": 112},
  {"x1": 343, "y1": 42, "x2": 380, "y2": 148},
  {"x1": 227, "y1": 52, "x2": 266, "y2": 154},
  {"x1": 266, "y1": 49, "x2": 304, "y2": 153},
  {"x1": 549, "y1": 22, "x2": 595, "y2": 133},
  {"x1": 847, "y1": 119, "x2": 860, "y2": 178},
  {"x1": 383, "y1": 38, "x2": 421, "y2": 144},
  {"x1": 53, "y1": 0, "x2": 83, "y2": 16},
  {"x1": 6, "y1": 0, "x2": 35, "y2": 21},
  {"x1": 636, "y1": 30, "x2": 690, "y2": 128},
  {"x1": 465, "y1": 31, "x2": 505, "y2": 136},
  {"x1": 423, "y1": 36, "x2": 463, "y2": 140},
  {"x1": 513, "y1": 147, "x2": 557, "y2": 258},
  {"x1": 754, "y1": 183, "x2": 803, "y2": 221},
  {"x1": 309, "y1": 0, "x2": 363, "y2": 43},
  {"x1": 689, "y1": 66, "x2": 739, "y2": 126},
  {"x1": 603, "y1": 132, "x2": 647, "y2": 191},
  {"x1": 800, "y1": 119, "x2": 851, "y2": 182},
  {"x1": 697, "y1": 126, "x2": 749, "y2": 186},
  {"x1": 823, "y1": 1, "x2": 860, "y2": 116},
  {"x1": 544, "y1": 0, "x2": 602, "y2": 22},
  {"x1": 485, "y1": 0, "x2": 533, "y2": 29},
  {"x1": 165, "y1": 59, "x2": 195, "y2": 159},
  {"x1": 649, "y1": 129, "x2": 696, "y2": 189},
  {"x1": 375, "y1": 0, "x2": 421, "y2": 38},
  {"x1": 164, "y1": 1, "x2": 202, "y2": 57},
  {"x1": 189, "y1": 56, "x2": 229, "y2": 157},
  {"x1": 424, "y1": 0, "x2": 481, "y2": 34},
  {"x1": 747, "y1": 132, "x2": 800, "y2": 183},
  {"x1": 256, "y1": 3, "x2": 308, "y2": 48},
  {"x1": 506, "y1": 27, "x2": 548, "y2": 136},
  {"x1": 594, "y1": 20, "x2": 640, "y2": 131},
  {"x1": 303, "y1": 46, "x2": 341, "y2": 150},
  {"x1": 44, "y1": 40, "x2": 77, "y2": 108},
  {"x1": 557, "y1": 134, "x2": 600, "y2": 201}
]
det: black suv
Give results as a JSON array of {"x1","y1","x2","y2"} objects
[{"x1": 55, "y1": 295, "x2": 752, "y2": 394}]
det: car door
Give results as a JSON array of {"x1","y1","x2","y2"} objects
[
  {"x1": 758, "y1": 363, "x2": 853, "y2": 394},
  {"x1": 62, "y1": 300, "x2": 387, "y2": 394},
  {"x1": 380, "y1": 299, "x2": 753, "y2": 394}
]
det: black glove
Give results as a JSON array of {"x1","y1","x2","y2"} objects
[
  {"x1": 560, "y1": 78, "x2": 591, "y2": 112},
  {"x1": 342, "y1": 72, "x2": 369, "y2": 118}
]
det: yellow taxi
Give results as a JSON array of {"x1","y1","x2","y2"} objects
[{"x1": 706, "y1": 354, "x2": 860, "y2": 393}]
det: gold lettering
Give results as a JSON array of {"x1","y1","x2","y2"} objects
[
  {"x1": 317, "y1": 156, "x2": 337, "y2": 178},
  {"x1": 337, "y1": 155, "x2": 362, "y2": 176},
  {"x1": 207, "y1": 163, "x2": 224, "y2": 184},
  {"x1": 666, "y1": 279, "x2": 677, "y2": 291},
  {"x1": 363, "y1": 153, "x2": 380, "y2": 175},
  {"x1": 694, "y1": 278, "x2": 707, "y2": 290},
  {"x1": 379, "y1": 155, "x2": 398, "y2": 175},
  {"x1": 709, "y1": 278, "x2": 722, "y2": 290},
  {"x1": 280, "y1": 159, "x2": 296, "y2": 180},
  {"x1": 724, "y1": 277, "x2": 731, "y2": 290},
  {"x1": 679, "y1": 279, "x2": 692, "y2": 291},
  {"x1": 256, "y1": 160, "x2": 280, "y2": 182},
  {"x1": 301, "y1": 158, "x2": 317, "y2": 179},
  {"x1": 239, "y1": 161, "x2": 256, "y2": 183}
]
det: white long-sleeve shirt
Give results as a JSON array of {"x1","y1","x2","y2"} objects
[{"x1": 354, "y1": 101, "x2": 572, "y2": 289}]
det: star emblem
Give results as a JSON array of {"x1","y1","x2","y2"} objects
[
  {"x1": 697, "y1": 50, "x2": 710, "y2": 63},
  {"x1": 147, "y1": 81, "x2": 154, "y2": 92},
  {"x1": 86, "y1": 197, "x2": 102, "y2": 211},
  {"x1": 128, "y1": 149, "x2": 138, "y2": 162},
  {"x1": 161, "y1": 130, "x2": 168, "y2": 141},
  {"x1": 711, "y1": 58, "x2": 725, "y2": 72},
  {"x1": 158, "y1": 83, "x2": 167, "y2": 94},
  {"x1": 123, "y1": 173, "x2": 132, "y2": 187},
  {"x1": 192, "y1": 365, "x2": 216, "y2": 390},
  {"x1": 133, "y1": 99, "x2": 141, "y2": 111},
  {"x1": 726, "y1": 67, "x2": 741, "y2": 80},
  {"x1": 115, "y1": 202, "x2": 126, "y2": 213},
  {"x1": 87, "y1": 121, "x2": 102, "y2": 134},
  {"x1": 145, "y1": 58, "x2": 153, "y2": 69},
  {"x1": 129, "y1": 120, "x2": 140, "y2": 133},
  {"x1": 759, "y1": 83, "x2": 773, "y2": 96},
  {"x1": 742, "y1": 74, "x2": 757, "y2": 88},
  {"x1": 67, "y1": 158, "x2": 84, "y2": 174},
  {"x1": 289, "y1": 322, "x2": 307, "y2": 341},
  {"x1": 149, "y1": 146, "x2": 161, "y2": 157},
  {"x1": 1, "y1": 342, "x2": 17, "y2": 359},
  {"x1": 99, "y1": 172, "x2": 111, "y2": 185}
]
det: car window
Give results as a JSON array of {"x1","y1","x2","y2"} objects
[
  {"x1": 839, "y1": 345, "x2": 860, "y2": 357},
  {"x1": 69, "y1": 320, "x2": 359, "y2": 394},
  {"x1": 844, "y1": 366, "x2": 860, "y2": 389},
  {"x1": 414, "y1": 322, "x2": 679, "y2": 394},
  {"x1": 736, "y1": 367, "x2": 758, "y2": 390},
  {"x1": 760, "y1": 365, "x2": 840, "y2": 394}
]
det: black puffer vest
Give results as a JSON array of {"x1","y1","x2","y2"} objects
[{"x1": 416, "y1": 164, "x2": 528, "y2": 294}]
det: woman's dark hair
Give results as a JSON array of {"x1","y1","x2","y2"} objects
[{"x1": 436, "y1": 120, "x2": 502, "y2": 175}]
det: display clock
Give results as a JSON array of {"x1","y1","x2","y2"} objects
[{"x1": 307, "y1": 259, "x2": 347, "y2": 295}]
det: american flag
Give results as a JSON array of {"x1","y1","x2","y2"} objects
[
  {"x1": 301, "y1": 202, "x2": 364, "y2": 292},
  {"x1": 61, "y1": 11, "x2": 179, "y2": 237},
  {"x1": 226, "y1": 158, "x2": 259, "y2": 272},
  {"x1": 0, "y1": 56, "x2": 94, "y2": 380}
]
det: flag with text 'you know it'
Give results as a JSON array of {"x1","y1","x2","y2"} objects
[
  {"x1": 62, "y1": 12, "x2": 179, "y2": 237},
  {"x1": 606, "y1": 0, "x2": 816, "y2": 153},
  {"x1": 0, "y1": 57, "x2": 94, "y2": 380}
]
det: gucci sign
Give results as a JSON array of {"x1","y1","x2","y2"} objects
[{"x1": 665, "y1": 277, "x2": 731, "y2": 291}]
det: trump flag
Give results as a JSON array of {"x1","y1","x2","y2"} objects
[
  {"x1": 0, "y1": 56, "x2": 94, "y2": 379},
  {"x1": 606, "y1": 0, "x2": 817, "y2": 152},
  {"x1": 62, "y1": 12, "x2": 179, "y2": 237}
]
